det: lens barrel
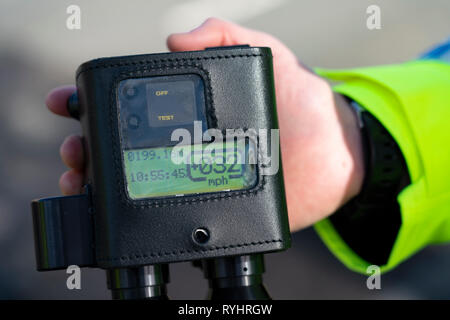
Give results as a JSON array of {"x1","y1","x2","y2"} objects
[
  {"x1": 201, "y1": 254, "x2": 271, "y2": 300},
  {"x1": 106, "y1": 264, "x2": 170, "y2": 300}
]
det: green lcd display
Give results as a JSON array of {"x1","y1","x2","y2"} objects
[{"x1": 123, "y1": 141, "x2": 258, "y2": 199}]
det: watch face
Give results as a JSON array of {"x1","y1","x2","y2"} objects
[{"x1": 117, "y1": 74, "x2": 258, "y2": 200}]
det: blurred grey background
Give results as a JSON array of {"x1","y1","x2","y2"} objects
[{"x1": 0, "y1": 0, "x2": 449, "y2": 299}]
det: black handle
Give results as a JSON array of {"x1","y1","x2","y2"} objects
[{"x1": 31, "y1": 192, "x2": 95, "y2": 270}]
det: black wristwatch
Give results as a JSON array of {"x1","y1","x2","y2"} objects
[{"x1": 329, "y1": 97, "x2": 410, "y2": 265}]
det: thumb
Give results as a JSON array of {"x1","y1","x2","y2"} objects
[
  {"x1": 166, "y1": 18, "x2": 290, "y2": 59},
  {"x1": 166, "y1": 18, "x2": 308, "y2": 100}
]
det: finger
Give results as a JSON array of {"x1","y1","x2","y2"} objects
[
  {"x1": 59, "y1": 169, "x2": 84, "y2": 195},
  {"x1": 166, "y1": 17, "x2": 299, "y2": 75},
  {"x1": 60, "y1": 135, "x2": 84, "y2": 170},
  {"x1": 46, "y1": 85, "x2": 76, "y2": 118},
  {"x1": 167, "y1": 17, "x2": 283, "y2": 53}
]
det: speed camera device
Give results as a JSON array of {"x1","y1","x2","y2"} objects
[{"x1": 31, "y1": 45, "x2": 291, "y2": 300}]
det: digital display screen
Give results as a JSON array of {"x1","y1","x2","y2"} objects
[
  {"x1": 118, "y1": 74, "x2": 258, "y2": 199},
  {"x1": 123, "y1": 141, "x2": 257, "y2": 199}
]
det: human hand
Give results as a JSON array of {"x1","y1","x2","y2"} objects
[{"x1": 46, "y1": 18, "x2": 365, "y2": 232}]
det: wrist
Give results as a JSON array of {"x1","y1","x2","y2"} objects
[
  {"x1": 329, "y1": 95, "x2": 410, "y2": 264},
  {"x1": 334, "y1": 93, "x2": 366, "y2": 203}
]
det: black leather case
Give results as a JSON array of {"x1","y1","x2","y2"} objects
[{"x1": 75, "y1": 46, "x2": 291, "y2": 268}]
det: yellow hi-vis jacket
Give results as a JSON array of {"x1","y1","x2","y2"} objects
[{"x1": 314, "y1": 40, "x2": 450, "y2": 274}]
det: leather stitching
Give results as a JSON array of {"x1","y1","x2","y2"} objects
[
  {"x1": 75, "y1": 53, "x2": 265, "y2": 80},
  {"x1": 97, "y1": 239, "x2": 283, "y2": 263},
  {"x1": 104, "y1": 58, "x2": 266, "y2": 209}
]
